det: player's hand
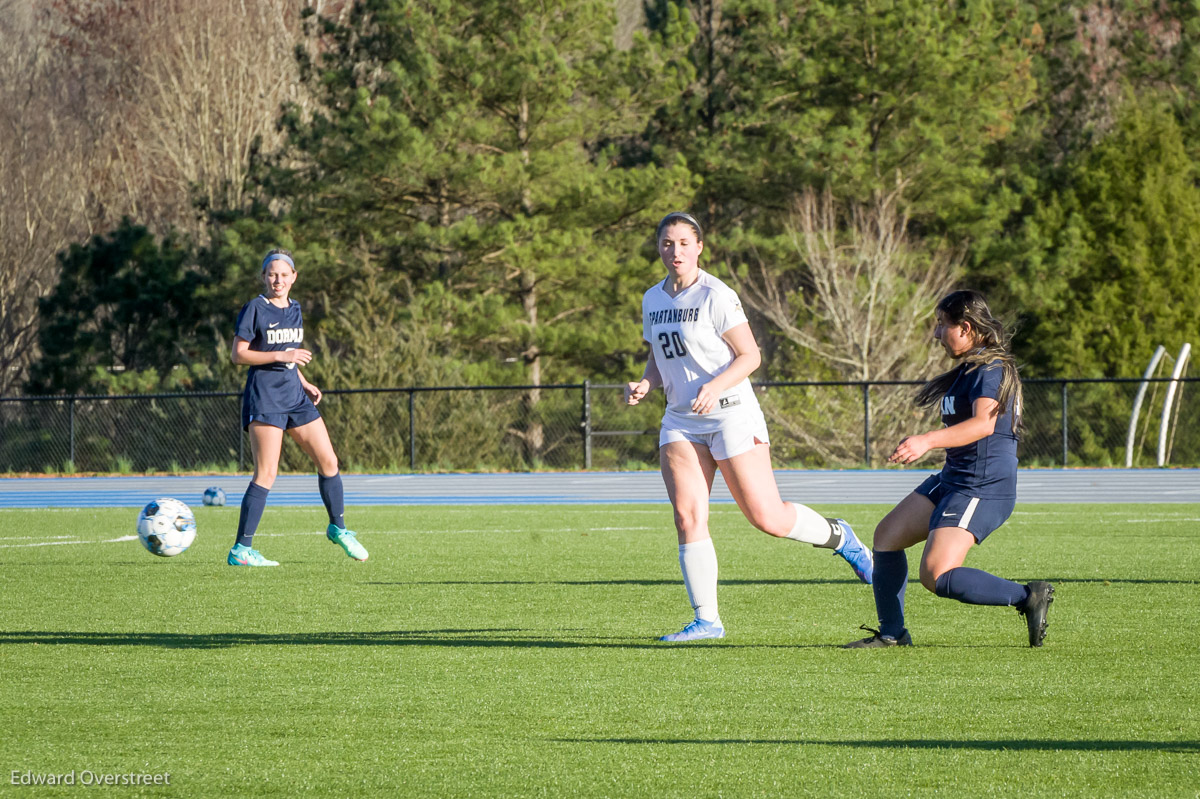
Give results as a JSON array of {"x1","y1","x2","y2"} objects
[
  {"x1": 625, "y1": 380, "x2": 650, "y2": 406},
  {"x1": 888, "y1": 434, "x2": 931, "y2": 465},
  {"x1": 303, "y1": 383, "x2": 322, "y2": 405},
  {"x1": 280, "y1": 348, "x2": 313, "y2": 366},
  {"x1": 691, "y1": 383, "x2": 719, "y2": 415}
]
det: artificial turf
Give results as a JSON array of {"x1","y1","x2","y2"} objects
[{"x1": 1, "y1": 503, "x2": 1197, "y2": 797}]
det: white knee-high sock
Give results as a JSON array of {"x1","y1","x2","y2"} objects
[
  {"x1": 679, "y1": 538, "x2": 720, "y2": 622},
  {"x1": 783, "y1": 502, "x2": 841, "y2": 549}
]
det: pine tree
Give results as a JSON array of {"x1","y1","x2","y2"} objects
[
  {"x1": 26, "y1": 221, "x2": 227, "y2": 394},
  {"x1": 1007, "y1": 95, "x2": 1200, "y2": 378},
  {"x1": 271, "y1": 0, "x2": 691, "y2": 460}
]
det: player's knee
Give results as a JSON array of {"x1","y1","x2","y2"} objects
[
  {"x1": 918, "y1": 560, "x2": 944, "y2": 593},
  {"x1": 873, "y1": 522, "x2": 900, "y2": 551},
  {"x1": 745, "y1": 504, "x2": 788, "y2": 537},
  {"x1": 253, "y1": 464, "x2": 278, "y2": 485},
  {"x1": 672, "y1": 508, "x2": 706, "y2": 537}
]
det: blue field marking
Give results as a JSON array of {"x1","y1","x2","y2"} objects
[
  {"x1": 0, "y1": 492, "x2": 673, "y2": 509},
  {"x1": 0, "y1": 469, "x2": 1197, "y2": 508}
]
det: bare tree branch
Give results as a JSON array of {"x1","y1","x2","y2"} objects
[{"x1": 727, "y1": 185, "x2": 962, "y2": 464}]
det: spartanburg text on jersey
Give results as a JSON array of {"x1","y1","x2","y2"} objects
[
  {"x1": 235, "y1": 296, "x2": 310, "y2": 416},
  {"x1": 642, "y1": 270, "x2": 761, "y2": 420},
  {"x1": 938, "y1": 361, "x2": 1018, "y2": 499}
]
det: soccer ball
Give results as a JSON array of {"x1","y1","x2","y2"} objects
[
  {"x1": 137, "y1": 497, "x2": 197, "y2": 557},
  {"x1": 202, "y1": 486, "x2": 226, "y2": 506}
]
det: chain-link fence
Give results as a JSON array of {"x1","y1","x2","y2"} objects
[{"x1": 1, "y1": 377, "x2": 1196, "y2": 473}]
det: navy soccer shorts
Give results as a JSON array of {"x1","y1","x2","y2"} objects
[
  {"x1": 243, "y1": 405, "x2": 321, "y2": 432},
  {"x1": 914, "y1": 474, "x2": 1015, "y2": 543}
]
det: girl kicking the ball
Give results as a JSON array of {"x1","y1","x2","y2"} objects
[
  {"x1": 844, "y1": 290, "x2": 1053, "y2": 648},
  {"x1": 227, "y1": 248, "x2": 367, "y2": 566}
]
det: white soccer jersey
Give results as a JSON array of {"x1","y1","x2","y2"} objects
[{"x1": 642, "y1": 269, "x2": 761, "y2": 421}]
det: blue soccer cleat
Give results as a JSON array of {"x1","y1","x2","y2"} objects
[
  {"x1": 833, "y1": 519, "x2": 873, "y2": 584},
  {"x1": 327, "y1": 524, "x2": 368, "y2": 561},
  {"x1": 227, "y1": 543, "x2": 279, "y2": 567},
  {"x1": 659, "y1": 617, "x2": 725, "y2": 642}
]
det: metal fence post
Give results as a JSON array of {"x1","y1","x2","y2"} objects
[
  {"x1": 238, "y1": 395, "x2": 245, "y2": 471},
  {"x1": 68, "y1": 397, "x2": 76, "y2": 468},
  {"x1": 861, "y1": 383, "x2": 871, "y2": 467},
  {"x1": 408, "y1": 390, "x2": 416, "y2": 470},
  {"x1": 582, "y1": 380, "x2": 592, "y2": 470},
  {"x1": 1061, "y1": 381, "x2": 1069, "y2": 467}
]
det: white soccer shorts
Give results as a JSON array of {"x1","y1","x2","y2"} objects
[{"x1": 659, "y1": 409, "x2": 770, "y2": 461}]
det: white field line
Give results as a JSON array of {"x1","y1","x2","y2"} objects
[
  {"x1": 1122, "y1": 517, "x2": 1200, "y2": 523},
  {"x1": 2, "y1": 535, "x2": 88, "y2": 540},
  {"x1": 7, "y1": 515, "x2": 1190, "y2": 549},
  {"x1": 0, "y1": 526, "x2": 662, "y2": 549},
  {"x1": 255, "y1": 525, "x2": 659, "y2": 538},
  {"x1": 0, "y1": 535, "x2": 138, "y2": 549}
]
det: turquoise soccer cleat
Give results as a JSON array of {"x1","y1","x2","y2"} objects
[
  {"x1": 227, "y1": 543, "x2": 279, "y2": 567},
  {"x1": 327, "y1": 524, "x2": 369, "y2": 561}
]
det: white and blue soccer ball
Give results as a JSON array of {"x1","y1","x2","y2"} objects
[
  {"x1": 137, "y1": 497, "x2": 196, "y2": 557},
  {"x1": 202, "y1": 486, "x2": 226, "y2": 506}
]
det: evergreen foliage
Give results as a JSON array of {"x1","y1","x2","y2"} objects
[
  {"x1": 271, "y1": 0, "x2": 693, "y2": 391},
  {"x1": 26, "y1": 221, "x2": 229, "y2": 395},
  {"x1": 17, "y1": 0, "x2": 1200, "y2": 403},
  {"x1": 1004, "y1": 96, "x2": 1200, "y2": 378}
]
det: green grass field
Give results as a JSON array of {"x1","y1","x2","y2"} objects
[{"x1": 1, "y1": 503, "x2": 1197, "y2": 797}]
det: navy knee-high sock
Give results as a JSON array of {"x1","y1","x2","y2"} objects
[
  {"x1": 935, "y1": 567, "x2": 1030, "y2": 606},
  {"x1": 235, "y1": 482, "x2": 270, "y2": 548},
  {"x1": 318, "y1": 472, "x2": 345, "y2": 529},
  {"x1": 872, "y1": 550, "x2": 908, "y2": 638}
]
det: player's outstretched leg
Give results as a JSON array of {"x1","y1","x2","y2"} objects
[
  {"x1": 831, "y1": 519, "x2": 873, "y2": 584},
  {"x1": 326, "y1": 524, "x2": 368, "y2": 561},
  {"x1": 1016, "y1": 580, "x2": 1054, "y2": 647},
  {"x1": 778, "y1": 504, "x2": 873, "y2": 584}
]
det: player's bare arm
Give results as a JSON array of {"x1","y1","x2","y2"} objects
[
  {"x1": 889, "y1": 397, "x2": 1001, "y2": 464},
  {"x1": 692, "y1": 322, "x2": 760, "y2": 415},
  {"x1": 626, "y1": 350, "x2": 663, "y2": 406},
  {"x1": 232, "y1": 337, "x2": 313, "y2": 367},
  {"x1": 298, "y1": 370, "x2": 322, "y2": 405}
]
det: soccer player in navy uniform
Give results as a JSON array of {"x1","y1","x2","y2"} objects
[
  {"x1": 845, "y1": 290, "x2": 1053, "y2": 648},
  {"x1": 625, "y1": 212, "x2": 873, "y2": 642},
  {"x1": 227, "y1": 248, "x2": 368, "y2": 566}
]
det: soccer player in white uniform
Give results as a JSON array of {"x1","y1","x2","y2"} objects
[{"x1": 626, "y1": 212, "x2": 873, "y2": 642}]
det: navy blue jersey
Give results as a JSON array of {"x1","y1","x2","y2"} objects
[
  {"x1": 938, "y1": 361, "x2": 1018, "y2": 498},
  {"x1": 235, "y1": 296, "x2": 309, "y2": 416}
]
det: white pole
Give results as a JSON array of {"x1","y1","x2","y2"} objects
[
  {"x1": 1157, "y1": 343, "x2": 1191, "y2": 467},
  {"x1": 1126, "y1": 345, "x2": 1166, "y2": 468}
]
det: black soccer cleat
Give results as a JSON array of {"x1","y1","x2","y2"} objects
[
  {"x1": 1017, "y1": 581, "x2": 1054, "y2": 647},
  {"x1": 842, "y1": 625, "x2": 913, "y2": 649}
]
